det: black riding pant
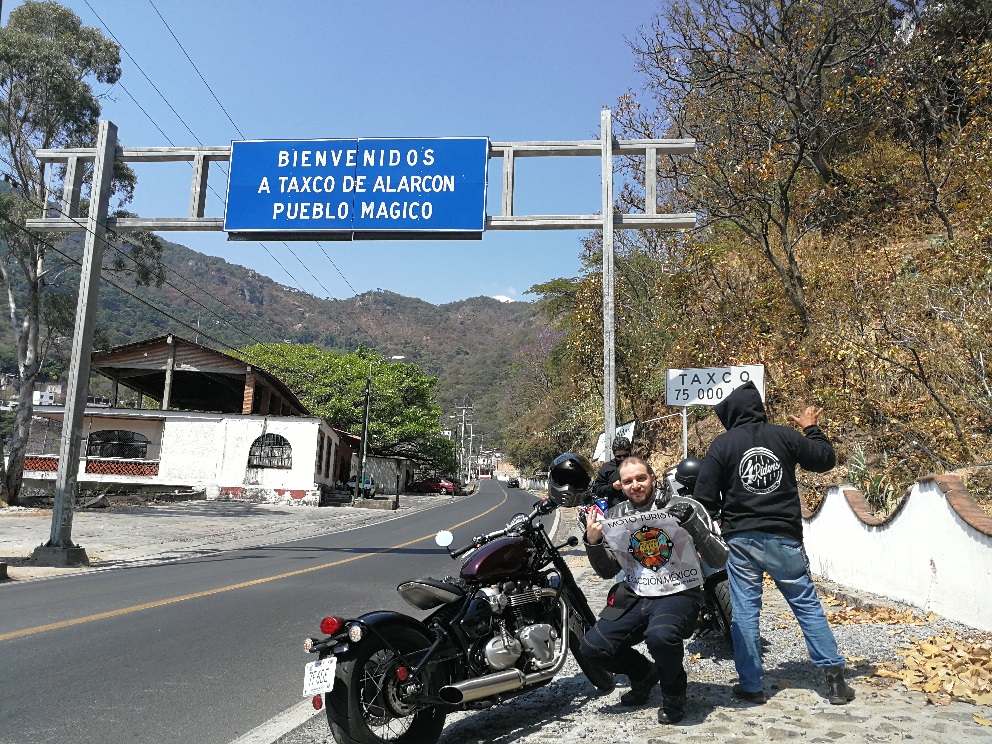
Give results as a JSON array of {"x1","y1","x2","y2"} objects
[{"x1": 579, "y1": 588, "x2": 702, "y2": 697}]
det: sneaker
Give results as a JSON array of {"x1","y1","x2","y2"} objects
[
  {"x1": 732, "y1": 684, "x2": 767, "y2": 704},
  {"x1": 619, "y1": 668, "x2": 660, "y2": 707},
  {"x1": 657, "y1": 694, "x2": 686, "y2": 724}
]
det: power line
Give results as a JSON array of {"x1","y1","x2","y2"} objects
[
  {"x1": 146, "y1": 0, "x2": 245, "y2": 140},
  {"x1": 136, "y1": 1, "x2": 392, "y2": 341},
  {"x1": 38, "y1": 3, "x2": 388, "y2": 347},
  {"x1": 2, "y1": 214, "x2": 241, "y2": 354}
]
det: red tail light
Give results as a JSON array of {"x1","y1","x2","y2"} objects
[
  {"x1": 311, "y1": 695, "x2": 323, "y2": 711},
  {"x1": 320, "y1": 616, "x2": 345, "y2": 635},
  {"x1": 396, "y1": 666, "x2": 409, "y2": 681}
]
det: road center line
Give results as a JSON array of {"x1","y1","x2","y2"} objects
[{"x1": 0, "y1": 494, "x2": 508, "y2": 643}]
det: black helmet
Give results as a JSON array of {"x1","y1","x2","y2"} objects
[
  {"x1": 611, "y1": 435, "x2": 631, "y2": 452},
  {"x1": 548, "y1": 452, "x2": 596, "y2": 507},
  {"x1": 673, "y1": 458, "x2": 703, "y2": 495}
]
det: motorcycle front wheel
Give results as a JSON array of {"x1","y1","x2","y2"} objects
[
  {"x1": 569, "y1": 630, "x2": 616, "y2": 692},
  {"x1": 326, "y1": 626, "x2": 446, "y2": 744}
]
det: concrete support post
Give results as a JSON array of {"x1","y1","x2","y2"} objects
[
  {"x1": 162, "y1": 335, "x2": 175, "y2": 411},
  {"x1": 37, "y1": 120, "x2": 118, "y2": 565},
  {"x1": 601, "y1": 108, "x2": 617, "y2": 450}
]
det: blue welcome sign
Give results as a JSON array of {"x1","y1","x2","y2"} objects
[{"x1": 223, "y1": 137, "x2": 489, "y2": 238}]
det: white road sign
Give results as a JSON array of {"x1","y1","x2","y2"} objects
[{"x1": 666, "y1": 365, "x2": 765, "y2": 407}]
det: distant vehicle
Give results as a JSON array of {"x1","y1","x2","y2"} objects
[
  {"x1": 412, "y1": 477, "x2": 456, "y2": 495},
  {"x1": 507, "y1": 477, "x2": 520, "y2": 488},
  {"x1": 346, "y1": 475, "x2": 376, "y2": 497}
]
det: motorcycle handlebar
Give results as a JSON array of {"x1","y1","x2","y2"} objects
[{"x1": 448, "y1": 501, "x2": 551, "y2": 559}]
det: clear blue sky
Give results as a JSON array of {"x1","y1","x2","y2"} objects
[{"x1": 8, "y1": 0, "x2": 659, "y2": 305}]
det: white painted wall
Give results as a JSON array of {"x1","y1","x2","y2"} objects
[
  {"x1": 804, "y1": 481, "x2": 992, "y2": 631},
  {"x1": 28, "y1": 410, "x2": 340, "y2": 506}
]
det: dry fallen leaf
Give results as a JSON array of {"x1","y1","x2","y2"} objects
[{"x1": 874, "y1": 633, "x2": 992, "y2": 705}]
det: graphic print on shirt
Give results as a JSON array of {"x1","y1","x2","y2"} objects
[
  {"x1": 739, "y1": 446, "x2": 783, "y2": 494},
  {"x1": 628, "y1": 525, "x2": 674, "y2": 571},
  {"x1": 602, "y1": 511, "x2": 704, "y2": 596}
]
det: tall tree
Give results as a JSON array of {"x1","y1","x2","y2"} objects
[
  {"x1": 238, "y1": 343, "x2": 452, "y2": 467},
  {"x1": 617, "y1": 0, "x2": 892, "y2": 330},
  {"x1": 0, "y1": 1, "x2": 162, "y2": 506}
]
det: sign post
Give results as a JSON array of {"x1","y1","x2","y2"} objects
[{"x1": 666, "y1": 365, "x2": 765, "y2": 458}]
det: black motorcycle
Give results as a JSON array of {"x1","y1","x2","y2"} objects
[
  {"x1": 661, "y1": 458, "x2": 733, "y2": 642},
  {"x1": 301, "y1": 457, "x2": 614, "y2": 744}
]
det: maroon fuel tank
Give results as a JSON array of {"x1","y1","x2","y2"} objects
[{"x1": 460, "y1": 536, "x2": 536, "y2": 582}]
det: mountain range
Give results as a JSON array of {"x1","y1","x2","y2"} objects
[{"x1": 42, "y1": 235, "x2": 548, "y2": 445}]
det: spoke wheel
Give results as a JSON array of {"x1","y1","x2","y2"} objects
[{"x1": 326, "y1": 626, "x2": 446, "y2": 744}]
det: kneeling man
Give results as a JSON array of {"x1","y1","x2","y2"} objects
[{"x1": 579, "y1": 456, "x2": 704, "y2": 724}]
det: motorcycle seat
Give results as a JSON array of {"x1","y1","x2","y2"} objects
[{"x1": 398, "y1": 577, "x2": 467, "y2": 610}]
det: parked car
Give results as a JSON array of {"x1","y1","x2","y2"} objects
[
  {"x1": 346, "y1": 475, "x2": 376, "y2": 497},
  {"x1": 507, "y1": 477, "x2": 520, "y2": 488},
  {"x1": 412, "y1": 477, "x2": 456, "y2": 495}
]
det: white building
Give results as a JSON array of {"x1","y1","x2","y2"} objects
[
  {"x1": 24, "y1": 335, "x2": 363, "y2": 506},
  {"x1": 32, "y1": 390, "x2": 55, "y2": 406}
]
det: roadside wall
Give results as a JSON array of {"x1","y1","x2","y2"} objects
[{"x1": 803, "y1": 474, "x2": 992, "y2": 631}]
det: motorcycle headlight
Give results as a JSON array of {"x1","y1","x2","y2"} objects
[{"x1": 347, "y1": 623, "x2": 364, "y2": 643}]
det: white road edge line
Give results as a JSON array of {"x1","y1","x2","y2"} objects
[{"x1": 227, "y1": 699, "x2": 319, "y2": 744}]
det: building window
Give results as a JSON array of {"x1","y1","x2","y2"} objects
[
  {"x1": 86, "y1": 430, "x2": 150, "y2": 459},
  {"x1": 248, "y1": 433, "x2": 292, "y2": 469}
]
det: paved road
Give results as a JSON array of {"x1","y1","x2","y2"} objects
[{"x1": 0, "y1": 481, "x2": 541, "y2": 744}]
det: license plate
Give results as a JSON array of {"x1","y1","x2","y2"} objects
[{"x1": 303, "y1": 656, "x2": 337, "y2": 697}]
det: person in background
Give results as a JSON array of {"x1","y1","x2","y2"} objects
[
  {"x1": 580, "y1": 456, "x2": 705, "y2": 725},
  {"x1": 693, "y1": 381, "x2": 856, "y2": 706},
  {"x1": 593, "y1": 435, "x2": 632, "y2": 508}
]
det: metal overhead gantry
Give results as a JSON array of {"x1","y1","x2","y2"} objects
[{"x1": 28, "y1": 112, "x2": 694, "y2": 563}]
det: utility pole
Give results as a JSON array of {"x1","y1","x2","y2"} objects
[
  {"x1": 355, "y1": 361, "x2": 373, "y2": 503},
  {"x1": 454, "y1": 403, "x2": 473, "y2": 484},
  {"x1": 468, "y1": 423, "x2": 474, "y2": 481}
]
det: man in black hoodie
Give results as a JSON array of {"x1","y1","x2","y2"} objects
[{"x1": 694, "y1": 381, "x2": 856, "y2": 706}]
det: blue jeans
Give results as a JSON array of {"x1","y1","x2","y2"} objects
[{"x1": 726, "y1": 531, "x2": 844, "y2": 692}]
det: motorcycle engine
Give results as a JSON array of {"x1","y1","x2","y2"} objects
[{"x1": 469, "y1": 580, "x2": 559, "y2": 671}]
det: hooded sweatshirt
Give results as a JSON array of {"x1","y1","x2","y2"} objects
[{"x1": 694, "y1": 381, "x2": 836, "y2": 541}]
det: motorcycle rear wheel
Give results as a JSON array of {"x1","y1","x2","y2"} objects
[
  {"x1": 326, "y1": 627, "x2": 446, "y2": 744},
  {"x1": 706, "y1": 576, "x2": 733, "y2": 643}
]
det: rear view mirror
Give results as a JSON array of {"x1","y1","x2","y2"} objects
[{"x1": 435, "y1": 530, "x2": 454, "y2": 547}]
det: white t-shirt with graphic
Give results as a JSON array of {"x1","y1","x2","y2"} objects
[{"x1": 600, "y1": 510, "x2": 703, "y2": 597}]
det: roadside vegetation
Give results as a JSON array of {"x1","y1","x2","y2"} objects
[{"x1": 502, "y1": 0, "x2": 992, "y2": 517}]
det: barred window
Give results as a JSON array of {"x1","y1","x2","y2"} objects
[
  {"x1": 86, "y1": 430, "x2": 151, "y2": 459},
  {"x1": 248, "y1": 433, "x2": 292, "y2": 469}
]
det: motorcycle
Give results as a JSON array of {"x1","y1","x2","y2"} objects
[
  {"x1": 661, "y1": 458, "x2": 733, "y2": 643},
  {"x1": 301, "y1": 453, "x2": 615, "y2": 744}
]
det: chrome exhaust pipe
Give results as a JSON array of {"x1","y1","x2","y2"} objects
[{"x1": 439, "y1": 594, "x2": 571, "y2": 705}]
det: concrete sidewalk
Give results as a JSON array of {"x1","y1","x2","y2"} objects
[{"x1": 0, "y1": 490, "x2": 460, "y2": 581}]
